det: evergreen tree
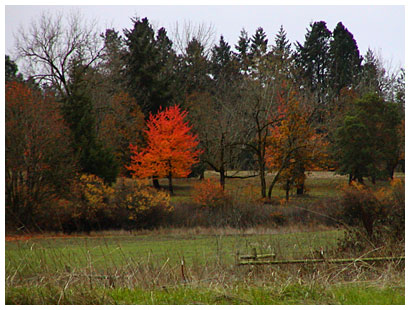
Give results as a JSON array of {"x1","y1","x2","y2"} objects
[
  {"x1": 210, "y1": 35, "x2": 239, "y2": 82},
  {"x1": 250, "y1": 27, "x2": 268, "y2": 59},
  {"x1": 101, "y1": 28, "x2": 127, "y2": 94},
  {"x1": 295, "y1": 21, "x2": 332, "y2": 122},
  {"x1": 234, "y1": 28, "x2": 251, "y2": 74},
  {"x1": 333, "y1": 93, "x2": 401, "y2": 183},
  {"x1": 357, "y1": 48, "x2": 385, "y2": 97},
  {"x1": 5, "y1": 55, "x2": 23, "y2": 82},
  {"x1": 394, "y1": 68, "x2": 405, "y2": 105},
  {"x1": 62, "y1": 63, "x2": 119, "y2": 184},
  {"x1": 123, "y1": 17, "x2": 174, "y2": 116},
  {"x1": 271, "y1": 25, "x2": 294, "y2": 80},
  {"x1": 329, "y1": 22, "x2": 362, "y2": 96},
  {"x1": 273, "y1": 25, "x2": 292, "y2": 60},
  {"x1": 180, "y1": 37, "x2": 211, "y2": 95}
]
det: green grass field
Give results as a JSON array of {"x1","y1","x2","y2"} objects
[
  {"x1": 6, "y1": 229, "x2": 404, "y2": 305},
  {"x1": 5, "y1": 171, "x2": 405, "y2": 305}
]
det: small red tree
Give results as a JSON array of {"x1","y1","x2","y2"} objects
[{"x1": 127, "y1": 105, "x2": 201, "y2": 194}]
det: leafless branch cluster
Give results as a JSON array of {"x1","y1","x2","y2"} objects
[
  {"x1": 15, "y1": 9, "x2": 104, "y2": 96},
  {"x1": 170, "y1": 20, "x2": 216, "y2": 56}
]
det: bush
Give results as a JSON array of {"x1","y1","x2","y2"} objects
[
  {"x1": 338, "y1": 182, "x2": 383, "y2": 238},
  {"x1": 192, "y1": 179, "x2": 231, "y2": 209},
  {"x1": 374, "y1": 179, "x2": 405, "y2": 242},
  {"x1": 32, "y1": 176, "x2": 173, "y2": 233},
  {"x1": 337, "y1": 179, "x2": 405, "y2": 255},
  {"x1": 61, "y1": 174, "x2": 116, "y2": 233},
  {"x1": 113, "y1": 178, "x2": 172, "y2": 230},
  {"x1": 177, "y1": 179, "x2": 281, "y2": 229}
]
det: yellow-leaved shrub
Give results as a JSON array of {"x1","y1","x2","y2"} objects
[{"x1": 114, "y1": 178, "x2": 172, "y2": 229}]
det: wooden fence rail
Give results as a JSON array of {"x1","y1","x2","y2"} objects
[{"x1": 237, "y1": 255, "x2": 404, "y2": 266}]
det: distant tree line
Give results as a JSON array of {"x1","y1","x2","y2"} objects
[{"x1": 6, "y1": 11, "x2": 405, "y2": 230}]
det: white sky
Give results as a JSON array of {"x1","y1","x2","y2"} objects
[{"x1": 4, "y1": 4, "x2": 406, "y2": 71}]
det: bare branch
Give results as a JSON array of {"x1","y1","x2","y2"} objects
[
  {"x1": 170, "y1": 20, "x2": 216, "y2": 57},
  {"x1": 14, "y1": 9, "x2": 104, "y2": 97}
]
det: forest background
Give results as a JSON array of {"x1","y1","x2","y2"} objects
[{"x1": 5, "y1": 9, "x2": 405, "y2": 233}]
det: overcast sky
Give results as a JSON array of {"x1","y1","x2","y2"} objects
[{"x1": 5, "y1": 5, "x2": 405, "y2": 70}]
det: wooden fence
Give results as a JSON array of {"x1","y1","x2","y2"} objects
[{"x1": 237, "y1": 252, "x2": 405, "y2": 266}]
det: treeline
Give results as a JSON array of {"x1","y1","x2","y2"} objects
[{"x1": 5, "y1": 11, "x2": 405, "y2": 232}]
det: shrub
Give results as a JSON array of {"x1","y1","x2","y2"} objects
[
  {"x1": 338, "y1": 182, "x2": 383, "y2": 238},
  {"x1": 189, "y1": 179, "x2": 281, "y2": 229},
  {"x1": 374, "y1": 179, "x2": 405, "y2": 242},
  {"x1": 62, "y1": 174, "x2": 116, "y2": 232},
  {"x1": 113, "y1": 178, "x2": 172, "y2": 230},
  {"x1": 337, "y1": 179, "x2": 405, "y2": 255},
  {"x1": 192, "y1": 179, "x2": 231, "y2": 209}
]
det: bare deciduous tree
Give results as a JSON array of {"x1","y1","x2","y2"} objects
[
  {"x1": 170, "y1": 20, "x2": 216, "y2": 56},
  {"x1": 15, "y1": 10, "x2": 104, "y2": 98}
]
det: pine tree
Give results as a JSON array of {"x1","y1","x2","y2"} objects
[
  {"x1": 62, "y1": 63, "x2": 119, "y2": 184},
  {"x1": 211, "y1": 35, "x2": 233, "y2": 81},
  {"x1": 329, "y1": 22, "x2": 362, "y2": 96},
  {"x1": 295, "y1": 21, "x2": 332, "y2": 121},
  {"x1": 250, "y1": 27, "x2": 268, "y2": 59},
  {"x1": 180, "y1": 38, "x2": 211, "y2": 95},
  {"x1": 5, "y1": 55, "x2": 23, "y2": 82},
  {"x1": 271, "y1": 25, "x2": 294, "y2": 80},
  {"x1": 123, "y1": 17, "x2": 175, "y2": 116},
  {"x1": 101, "y1": 29, "x2": 127, "y2": 94},
  {"x1": 273, "y1": 25, "x2": 292, "y2": 60},
  {"x1": 211, "y1": 35, "x2": 240, "y2": 85},
  {"x1": 234, "y1": 28, "x2": 251, "y2": 75},
  {"x1": 358, "y1": 49, "x2": 382, "y2": 95}
]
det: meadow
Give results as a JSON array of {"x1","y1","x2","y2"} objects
[{"x1": 5, "y1": 171, "x2": 405, "y2": 305}]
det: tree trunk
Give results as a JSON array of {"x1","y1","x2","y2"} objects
[
  {"x1": 168, "y1": 172, "x2": 174, "y2": 195},
  {"x1": 296, "y1": 184, "x2": 304, "y2": 195},
  {"x1": 219, "y1": 166, "x2": 225, "y2": 190},
  {"x1": 296, "y1": 164, "x2": 305, "y2": 195},
  {"x1": 152, "y1": 177, "x2": 160, "y2": 189},
  {"x1": 267, "y1": 174, "x2": 278, "y2": 200},
  {"x1": 285, "y1": 180, "x2": 290, "y2": 201},
  {"x1": 219, "y1": 134, "x2": 225, "y2": 190},
  {"x1": 259, "y1": 164, "x2": 266, "y2": 198},
  {"x1": 267, "y1": 156, "x2": 289, "y2": 199},
  {"x1": 388, "y1": 161, "x2": 397, "y2": 179}
]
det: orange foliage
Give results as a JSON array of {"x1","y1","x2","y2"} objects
[
  {"x1": 192, "y1": 179, "x2": 231, "y2": 209},
  {"x1": 127, "y1": 105, "x2": 202, "y2": 179},
  {"x1": 266, "y1": 88, "x2": 330, "y2": 194}
]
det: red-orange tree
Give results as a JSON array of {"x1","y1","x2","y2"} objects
[{"x1": 127, "y1": 105, "x2": 201, "y2": 194}]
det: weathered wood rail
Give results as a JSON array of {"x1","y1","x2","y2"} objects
[{"x1": 237, "y1": 254, "x2": 405, "y2": 266}]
